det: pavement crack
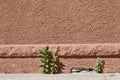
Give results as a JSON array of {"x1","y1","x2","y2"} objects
[{"x1": 103, "y1": 74, "x2": 107, "y2": 80}]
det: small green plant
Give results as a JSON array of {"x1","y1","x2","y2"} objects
[
  {"x1": 39, "y1": 46, "x2": 58, "y2": 74},
  {"x1": 95, "y1": 53, "x2": 102, "y2": 73}
]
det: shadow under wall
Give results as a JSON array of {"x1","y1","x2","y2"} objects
[
  {"x1": 57, "y1": 57, "x2": 65, "y2": 73},
  {"x1": 101, "y1": 60, "x2": 105, "y2": 73}
]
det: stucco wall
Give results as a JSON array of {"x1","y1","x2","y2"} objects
[
  {"x1": 0, "y1": 0, "x2": 120, "y2": 44},
  {"x1": 0, "y1": 44, "x2": 120, "y2": 73}
]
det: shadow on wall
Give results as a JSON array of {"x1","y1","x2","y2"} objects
[
  {"x1": 101, "y1": 60, "x2": 105, "y2": 73},
  {"x1": 57, "y1": 57, "x2": 65, "y2": 73}
]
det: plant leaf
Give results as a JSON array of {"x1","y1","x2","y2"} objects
[
  {"x1": 43, "y1": 46, "x2": 49, "y2": 51},
  {"x1": 45, "y1": 65, "x2": 49, "y2": 68},
  {"x1": 45, "y1": 68, "x2": 49, "y2": 73},
  {"x1": 39, "y1": 53, "x2": 45, "y2": 57},
  {"x1": 40, "y1": 58, "x2": 45, "y2": 62},
  {"x1": 40, "y1": 49, "x2": 46, "y2": 54},
  {"x1": 40, "y1": 63, "x2": 45, "y2": 67}
]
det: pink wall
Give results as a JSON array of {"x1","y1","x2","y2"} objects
[
  {"x1": 0, "y1": 0, "x2": 120, "y2": 44},
  {"x1": 0, "y1": 0, "x2": 120, "y2": 73},
  {"x1": 0, "y1": 44, "x2": 120, "y2": 73}
]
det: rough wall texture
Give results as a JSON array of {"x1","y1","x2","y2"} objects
[
  {"x1": 0, "y1": 0, "x2": 120, "y2": 44},
  {"x1": 1, "y1": 44, "x2": 120, "y2": 57},
  {"x1": 1, "y1": 58, "x2": 120, "y2": 73},
  {"x1": 0, "y1": 44, "x2": 120, "y2": 73}
]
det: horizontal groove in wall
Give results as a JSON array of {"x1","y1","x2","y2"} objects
[
  {"x1": 0, "y1": 56, "x2": 39, "y2": 58},
  {"x1": 0, "y1": 56, "x2": 120, "y2": 58},
  {"x1": 59, "y1": 56, "x2": 120, "y2": 58}
]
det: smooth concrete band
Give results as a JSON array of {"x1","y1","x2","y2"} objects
[{"x1": 0, "y1": 44, "x2": 120, "y2": 58}]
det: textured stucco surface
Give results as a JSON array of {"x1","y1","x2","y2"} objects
[
  {"x1": 0, "y1": 44, "x2": 120, "y2": 57},
  {"x1": 0, "y1": 44, "x2": 120, "y2": 73},
  {"x1": 0, "y1": 0, "x2": 120, "y2": 44},
  {"x1": 60, "y1": 58, "x2": 120, "y2": 73},
  {"x1": 0, "y1": 58, "x2": 120, "y2": 73},
  {"x1": 0, "y1": 58, "x2": 39, "y2": 73}
]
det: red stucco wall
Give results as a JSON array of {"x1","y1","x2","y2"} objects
[
  {"x1": 0, "y1": 0, "x2": 120, "y2": 44},
  {"x1": 0, "y1": 0, "x2": 120, "y2": 73},
  {"x1": 0, "y1": 44, "x2": 120, "y2": 73}
]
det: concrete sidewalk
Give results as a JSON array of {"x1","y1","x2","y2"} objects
[{"x1": 0, "y1": 73, "x2": 120, "y2": 80}]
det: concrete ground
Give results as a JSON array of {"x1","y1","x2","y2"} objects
[{"x1": 0, "y1": 73, "x2": 120, "y2": 80}]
